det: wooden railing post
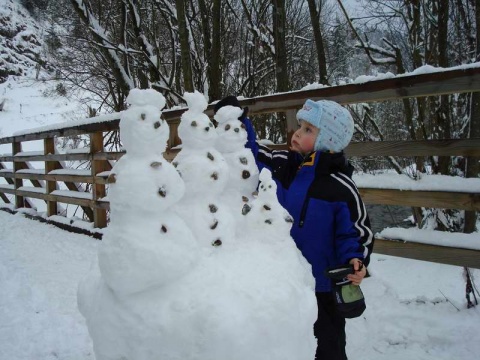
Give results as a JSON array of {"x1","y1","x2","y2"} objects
[
  {"x1": 90, "y1": 132, "x2": 107, "y2": 228},
  {"x1": 12, "y1": 141, "x2": 24, "y2": 208},
  {"x1": 285, "y1": 109, "x2": 298, "y2": 148},
  {"x1": 44, "y1": 138, "x2": 58, "y2": 216}
]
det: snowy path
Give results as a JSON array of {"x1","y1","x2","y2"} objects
[{"x1": 1, "y1": 210, "x2": 479, "y2": 360}]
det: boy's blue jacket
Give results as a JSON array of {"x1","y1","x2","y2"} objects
[{"x1": 242, "y1": 117, "x2": 374, "y2": 292}]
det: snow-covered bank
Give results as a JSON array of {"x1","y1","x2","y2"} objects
[{"x1": 1, "y1": 210, "x2": 479, "y2": 360}]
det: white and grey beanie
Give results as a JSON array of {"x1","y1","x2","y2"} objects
[{"x1": 296, "y1": 99, "x2": 354, "y2": 153}]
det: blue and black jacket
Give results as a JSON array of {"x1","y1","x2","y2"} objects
[{"x1": 242, "y1": 117, "x2": 374, "y2": 292}]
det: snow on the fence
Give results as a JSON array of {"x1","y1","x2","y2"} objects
[
  {"x1": 12, "y1": 112, "x2": 123, "y2": 137},
  {"x1": 353, "y1": 172, "x2": 480, "y2": 193},
  {"x1": 0, "y1": 169, "x2": 13, "y2": 173},
  {"x1": 378, "y1": 227, "x2": 480, "y2": 251},
  {"x1": 299, "y1": 62, "x2": 480, "y2": 92},
  {"x1": 48, "y1": 169, "x2": 91, "y2": 176},
  {"x1": 16, "y1": 168, "x2": 45, "y2": 174},
  {"x1": 51, "y1": 190, "x2": 93, "y2": 200},
  {"x1": 14, "y1": 151, "x2": 44, "y2": 156},
  {"x1": 95, "y1": 170, "x2": 111, "y2": 177},
  {"x1": 0, "y1": 184, "x2": 14, "y2": 189},
  {"x1": 65, "y1": 147, "x2": 90, "y2": 154},
  {"x1": 18, "y1": 186, "x2": 45, "y2": 193}
]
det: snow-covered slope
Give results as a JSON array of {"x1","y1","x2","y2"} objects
[{"x1": 0, "y1": 0, "x2": 43, "y2": 82}]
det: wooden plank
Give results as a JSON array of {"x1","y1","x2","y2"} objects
[
  {"x1": 12, "y1": 142, "x2": 24, "y2": 208},
  {"x1": 0, "y1": 156, "x2": 14, "y2": 162},
  {"x1": 44, "y1": 138, "x2": 58, "y2": 216},
  {"x1": 2, "y1": 66, "x2": 480, "y2": 146},
  {"x1": 0, "y1": 187, "x2": 15, "y2": 195},
  {"x1": 13, "y1": 153, "x2": 91, "y2": 162},
  {"x1": 93, "y1": 152, "x2": 125, "y2": 161},
  {"x1": 359, "y1": 188, "x2": 480, "y2": 211},
  {"x1": 0, "y1": 171, "x2": 14, "y2": 178},
  {"x1": 0, "y1": 192, "x2": 10, "y2": 203},
  {"x1": 1, "y1": 120, "x2": 120, "y2": 144},
  {"x1": 345, "y1": 138, "x2": 480, "y2": 157},
  {"x1": 91, "y1": 133, "x2": 107, "y2": 228},
  {"x1": 374, "y1": 238, "x2": 480, "y2": 269}
]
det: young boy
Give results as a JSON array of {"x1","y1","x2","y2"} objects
[{"x1": 214, "y1": 97, "x2": 374, "y2": 360}]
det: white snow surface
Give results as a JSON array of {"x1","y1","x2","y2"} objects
[{"x1": 1, "y1": 210, "x2": 480, "y2": 360}]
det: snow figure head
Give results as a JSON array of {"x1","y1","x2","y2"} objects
[
  {"x1": 241, "y1": 168, "x2": 293, "y2": 240},
  {"x1": 214, "y1": 105, "x2": 247, "y2": 153},
  {"x1": 120, "y1": 89, "x2": 169, "y2": 156},
  {"x1": 178, "y1": 91, "x2": 217, "y2": 149}
]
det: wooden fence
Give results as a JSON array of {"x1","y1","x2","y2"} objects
[{"x1": 1, "y1": 65, "x2": 479, "y2": 268}]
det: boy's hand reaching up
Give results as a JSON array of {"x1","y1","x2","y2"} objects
[{"x1": 347, "y1": 258, "x2": 366, "y2": 286}]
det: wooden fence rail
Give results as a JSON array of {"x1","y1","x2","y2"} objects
[{"x1": 1, "y1": 65, "x2": 479, "y2": 268}]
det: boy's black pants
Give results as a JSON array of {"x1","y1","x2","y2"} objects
[{"x1": 314, "y1": 292, "x2": 347, "y2": 360}]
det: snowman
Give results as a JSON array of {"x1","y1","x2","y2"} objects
[
  {"x1": 214, "y1": 105, "x2": 259, "y2": 224},
  {"x1": 173, "y1": 91, "x2": 235, "y2": 248},
  {"x1": 240, "y1": 168, "x2": 294, "y2": 241},
  {"x1": 78, "y1": 89, "x2": 200, "y2": 358}
]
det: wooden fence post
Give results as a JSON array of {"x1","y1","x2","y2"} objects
[
  {"x1": 90, "y1": 132, "x2": 107, "y2": 228},
  {"x1": 285, "y1": 109, "x2": 298, "y2": 147},
  {"x1": 44, "y1": 138, "x2": 58, "y2": 216},
  {"x1": 12, "y1": 141, "x2": 24, "y2": 208}
]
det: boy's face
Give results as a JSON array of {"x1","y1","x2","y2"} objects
[{"x1": 291, "y1": 120, "x2": 320, "y2": 155}]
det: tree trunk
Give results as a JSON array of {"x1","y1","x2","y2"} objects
[
  {"x1": 175, "y1": 0, "x2": 194, "y2": 92},
  {"x1": 307, "y1": 0, "x2": 328, "y2": 85},
  {"x1": 464, "y1": 0, "x2": 480, "y2": 233},
  {"x1": 272, "y1": 0, "x2": 288, "y2": 92}
]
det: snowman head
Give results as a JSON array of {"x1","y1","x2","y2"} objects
[
  {"x1": 258, "y1": 168, "x2": 277, "y2": 199},
  {"x1": 214, "y1": 106, "x2": 247, "y2": 152},
  {"x1": 178, "y1": 91, "x2": 217, "y2": 149},
  {"x1": 120, "y1": 89, "x2": 169, "y2": 156}
]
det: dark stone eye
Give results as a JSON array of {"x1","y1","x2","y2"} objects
[
  {"x1": 158, "y1": 187, "x2": 166, "y2": 197},
  {"x1": 212, "y1": 239, "x2": 222, "y2": 247},
  {"x1": 140, "y1": 113, "x2": 146, "y2": 120},
  {"x1": 265, "y1": 219, "x2": 272, "y2": 224},
  {"x1": 154, "y1": 121, "x2": 161, "y2": 129},
  {"x1": 209, "y1": 122, "x2": 214, "y2": 127},
  {"x1": 242, "y1": 204, "x2": 251, "y2": 215},
  {"x1": 207, "y1": 152, "x2": 214, "y2": 161},
  {"x1": 225, "y1": 124, "x2": 231, "y2": 131},
  {"x1": 211, "y1": 172, "x2": 218, "y2": 180},
  {"x1": 268, "y1": 185, "x2": 272, "y2": 188},
  {"x1": 210, "y1": 220, "x2": 218, "y2": 230},
  {"x1": 191, "y1": 121, "x2": 197, "y2": 127},
  {"x1": 161, "y1": 225, "x2": 167, "y2": 233},
  {"x1": 263, "y1": 205, "x2": 271, "y2": 211},
  {"x1": 172, "y1": 161, "x2": 178, "y2": 168},
  {"x1": 150, "y1": 161, "x2": 162, "y2": 168},
  {"x1": 209, "y1": 204, "x2": 218, "y2": 213},
  {"x1": 241, "y1": 124, "x2": 246, "y2": 129},
  {"x1": 205, "y1": 127, "x2": 210, "y2": 131},
  {"x1": 240, "y1": 157, "x2": 248, "y2": 165},
  {"x1": 242, "y1": 170, "x2": 250, "y2": 179},
  {"x1": 234, "y1": 128, "x2": 239, "y2": 133}
]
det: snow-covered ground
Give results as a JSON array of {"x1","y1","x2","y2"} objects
[{"x1": 1, "y1": 210, "x2": 479, "y2": 360}]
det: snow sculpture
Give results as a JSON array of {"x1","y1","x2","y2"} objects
[
  {"x1": 78, "y1": 90, "x2": 317, "y2": 360},
  {"x1": 173, "y1": 90, "x2": 235, "y2": 247},
  {"x1": 214, "y1": 105, "x2": 259, "y2": 224}
]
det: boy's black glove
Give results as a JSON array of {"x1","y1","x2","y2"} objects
[{"x1": 324, "y1": 264, "x2": 366, "y2": 318}]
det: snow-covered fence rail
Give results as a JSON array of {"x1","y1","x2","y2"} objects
[{"x1": 0, "y1": 65, "x2": 479, "y2": 267}]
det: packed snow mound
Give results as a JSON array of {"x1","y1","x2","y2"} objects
[{"x1": 183, "y1": 90, "x2": 208, "y2": 112}]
